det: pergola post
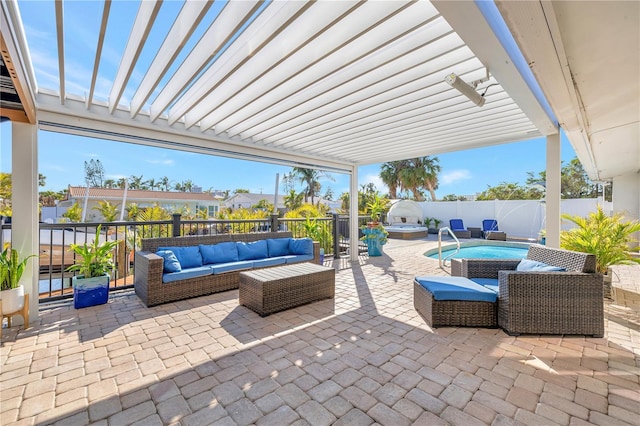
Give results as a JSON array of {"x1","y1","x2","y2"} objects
[
  {"x1": 545, "y1": 131, "x2": 561, "y2": 248},
  {"x1": 11, "y1": 122, "x2": 39, "y2": 321},
  {"x1": 350, "y1": 165, "x2": 359, "y2": 262}
]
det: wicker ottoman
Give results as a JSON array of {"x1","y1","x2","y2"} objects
[
  {"x1": 413, "y1": 276, "x2": 497, "y2": 327},
  {"x1": 239, "y1": 263, "x2": 335, "y2": 316}
]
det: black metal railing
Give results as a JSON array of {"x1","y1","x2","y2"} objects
[{"x1": 1, "y1": 214, "x2": 369, "y2": 302}]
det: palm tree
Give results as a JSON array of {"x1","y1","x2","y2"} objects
[
  {"x1": 284, "y1": 189, "x2": 304, "y2": 210},
  {"x1": 393, "y1": 157, "x2": 441, "y2": 201},
  {"x1": 129, "y1": 175, "x2": 145, "y2": 190},
  {"x1": 418, "y1": 156, "x2": 441, "y2": 201},
  {"x1": 379, "y1": 161, "x2": 404, "y2": 199},
  {"x1": 146, "y1": 178, "x2": 157, "y2": 191},
  {"x1": 160, "y1": 176, "x2": 171, "y2": 191},
  {"x1": 103, "y1": 179, "x2": 116, "y2": 189},
  {"x1": 291, "y1": 167, "x2": 334, "y2": 205}
]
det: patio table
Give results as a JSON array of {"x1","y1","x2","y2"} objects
[{"x1": 239, "y1": 263, "x2": 335, "y2": 316}]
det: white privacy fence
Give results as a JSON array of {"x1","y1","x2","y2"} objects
[{"x1": 409, "y1": 198, "x2": 611, "y2": 240}]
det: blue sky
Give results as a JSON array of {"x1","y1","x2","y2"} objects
[
  {"x1": 1, "y1": 1, "x2": 579, "y2": 198},
  {"x1": 1, "y1": 122, "x2": 577, "y2": 198}
]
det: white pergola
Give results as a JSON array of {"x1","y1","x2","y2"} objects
[{"x1": 1, "y1": 0, "x2": 638, "y2": 319}]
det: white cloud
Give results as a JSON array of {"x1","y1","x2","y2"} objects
[
  {"x1": 146, "y1": 159, "x2": 175, "y2": 166},
  {"x1": 361, "y1": 174, "x2": 387, "y2": 193},
  {"x1": 441, "y1": 169, "x2": 472, "y2": 185}
]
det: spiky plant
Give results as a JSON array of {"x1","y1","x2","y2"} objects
[
  {"x1": 561, "y1": 206, "x2": 640, "y2": 273},
  {"x1": 66, "y1": 225, "x2": 120, "y2": 278},
  {"x1": 0, "y1": 245, "x2": 36, "y2": 290}
]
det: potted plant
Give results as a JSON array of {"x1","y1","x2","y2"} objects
[
  {"x1": 67, "y1": 225, "x2": 120, "y2": 308},
  {"x1": 423, "y1": 217, "x2": 433, "y2": 229},
  {"x1": 561, "y1": 206, "x2": 640, "y2": 298},
  {"x1": 365, "y1": 194, "x2": 389, "y2": 227},
  {"x1": 0, "y1": 245, "x2": 36, "y2": 329},
  {"x1": 429, "y1": 218, "x2": 442, "y2": 234},
  {"x1": 360, "y1": 223, "x2": 388, "y2": 256}
]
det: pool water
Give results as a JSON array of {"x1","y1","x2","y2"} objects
[{"x1": 427, "y1": 245, "x2": 528, "y2": 259}]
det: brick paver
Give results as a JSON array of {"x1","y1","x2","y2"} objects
[{"x1": 1, "y1": 237, "x2": 639, "y2": 425}]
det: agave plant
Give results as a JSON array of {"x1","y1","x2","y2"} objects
[
  {"x1": 66, "y1": 225, "x2": 120, "y2": 278},
  {"x1": 0, "y1": 245, "x2": 37, "y2": 290},
  {"x1": 561, "y1": 206, "x2": 640, "y2": 273}
]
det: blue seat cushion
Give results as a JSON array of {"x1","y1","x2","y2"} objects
[
  {"x1": 267, "y1": 238, "x2": 291, "y2": 257},
  {"x1": 252, "y1": 257, "x2": 286, "y2": 268},
  {"x1": 199, "y1": 242, "x2": 238, "y2": 264},
  {"x1": 158, "y1": 246, "x2": 203, "y2": 269},
  {"x1": 283, "y1": 254, "x2": 314, "y2": 264},
  {"x1": 156, "y1": 249, "x2": 182, "y2": 273},
  {"x1": 211, "y1": 261, "x2": 254, "y2": 274},
  {"x1": 469, "y1": 278, "x2": 499, "y2": 294},
  {"x1": 162, "y1": 266, "x2": 212, "y2": 283},
  {"x1": 516, "y1": 259, "x2": 566, "y2": 272},
  {"x1": 289, "y1": 238, "x2": 313, "y2": 255},
  {"x1": 415, "y1": 276, "x2": 497, "y2": 302},
  {"x1": 237, "y1": 240, "x2": 269, "y2": 260}
]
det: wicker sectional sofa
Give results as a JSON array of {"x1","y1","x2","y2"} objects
[
  {"x1": 134, "y1": 232, "x2": 320, "y2": 307},
  {"x1": 451, "y1": 244, "x2": 604, "y2": 336}
]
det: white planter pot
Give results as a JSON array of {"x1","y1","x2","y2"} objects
[{"x1": 0, "y1": 286, "x2": 25, "y2": 315}]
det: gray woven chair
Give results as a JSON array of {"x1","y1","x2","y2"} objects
[{"x1": 452, "y1": 244, "x2": 604, "y2": 337}]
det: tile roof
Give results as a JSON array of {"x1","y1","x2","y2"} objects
[{"x1": 67, "y1": 186, "x2": 219, "y2": 202}]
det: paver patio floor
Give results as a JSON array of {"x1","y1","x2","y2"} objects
[{"x1": 2, "y1": 238, "x2": 639, "y2": 425}]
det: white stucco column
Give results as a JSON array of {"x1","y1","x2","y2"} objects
[
  {"x1": 545, "y1": 132, "x2": 561, "y2": 248},
  {"x1": 11, "y1": 122, "x2": 39, "y2": 320},
  {"x1": 612, "y1": 172, "x2": 640, "y2": 248},
  {"x1": 350, "y1": 165, "x2": 359, "y2": 262}
]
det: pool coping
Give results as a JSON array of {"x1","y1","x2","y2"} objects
[{"x1": 424, "y1": 240, "x2": 532, "y2": 258}]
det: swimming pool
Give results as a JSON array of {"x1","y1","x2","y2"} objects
[{"x1": 426, "y1": 243, "x2": 529, "y2": 260}]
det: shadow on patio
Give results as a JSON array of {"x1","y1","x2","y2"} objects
[{"x1": 1, "y1": 240, "x2": 639, "y2": 425}]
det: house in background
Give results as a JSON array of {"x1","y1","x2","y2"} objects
[
  {"x1": 223, "y1": 193, "x2": 285, "y2": 211},
  {"x1": 223, "y1": 193, "x2": 341, "y2": 213},
  {"x1": 49, "y1": 186, "x2": 223, "y2": 222}
]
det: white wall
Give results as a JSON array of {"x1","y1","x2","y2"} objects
[{"x1": 414, "y1": 198, "x2": 606, "y2": 239}]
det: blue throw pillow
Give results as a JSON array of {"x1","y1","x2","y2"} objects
[
  {"x1": 156, "y1": 250, "x2": 181, "y2": 273},
  {"x1": 289, "y1": 238, "x2": 313, "y2": 255},
  {"x1": 158, "y1": 246, "x2": 203, "y2": 269},
  {"x1": 237, "y1": 240, "x2": 269, "y2": 260},
  {"x1": 199, "y1": 242, "x2": 239, "y2": 264},
  {"x1": 267, "y1": 238, "x2": 291, "y2": 257},
  {"x1": 517, "y1": 259, "x2": 566, "y2": 272}
]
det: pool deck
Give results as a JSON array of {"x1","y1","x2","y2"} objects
[{"x1": 1, "y1": 234, "x2": 638, "y2": 425}]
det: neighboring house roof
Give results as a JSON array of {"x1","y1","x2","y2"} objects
[
  {"x1": 223, "y1": 193, "x2": 338, "y2": 210},
  {"x1": 224, "y1": 193, "x2": 285, "y2": 208},
  {"x1": 66, "y1": 186, "x2": 220, "y2": 203}
]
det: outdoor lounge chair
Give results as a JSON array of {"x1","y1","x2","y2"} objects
[
  {"x1": 451, "y1": 244, "x2": 604, "y2": 336},
  {"x1": 449, "y1": 219, "x2": 471, "y2": 238},
  {"x1": 482, "y1": 219, "x2": 506, "y2": 240}
]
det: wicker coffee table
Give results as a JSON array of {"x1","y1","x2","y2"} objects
[{"x1": 239, "y1": 263, "x2": 335, "y2": 316}]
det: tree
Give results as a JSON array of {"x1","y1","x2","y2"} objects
[
  {"x1": 323, "y1": 187, "x2": 334, "y2": 201},
  {"x1": 103, "y1": 179, "x2": 116, "y2": 189},
  {"x1": 291, "y1": 167, "x2": 334, "y2": 205},
  {"x1": 62, "y1": 202, "x2": 82, "y2": 222},
  {"x1": 92, "y1": 200, "x2": 120, "y2": 222},
  {"x1": 379, "y1": 161, "x2": 404, "y2": 199},
  {"x1": 526, "y1": 158, "x2": 606, "y2": 200},
  {"x1": 476, "y1": 182, "x2": 542, "y2": 200},
  {"x1": 234, "y1": 188, "x2": 249, "y2": 194},
  {"x1": 252, "y1": 199, "x2": 274, "y2": 212},
  {"x1": 284, "y1": 189, "x2": 304, "y2": 210},
  {"x1": 379, "y1": 156, "x2": 440, "y2": 201},
  {"x1": 128, "y1": 175, "x2": 145, "y2": 190},
  {"x1": 84, "y1": 159, "x2": 105, "y2": 187},
  {"x1": 160, "y1": 176, "x2": 171, "y2": 191},
  {"x1": 441, "y1": 194, "x2": 468, "y2": 201}
]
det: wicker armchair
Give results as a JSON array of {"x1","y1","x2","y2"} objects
[{"x1": 452, "y1": 244, "x2": 604, "y2": 337}]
